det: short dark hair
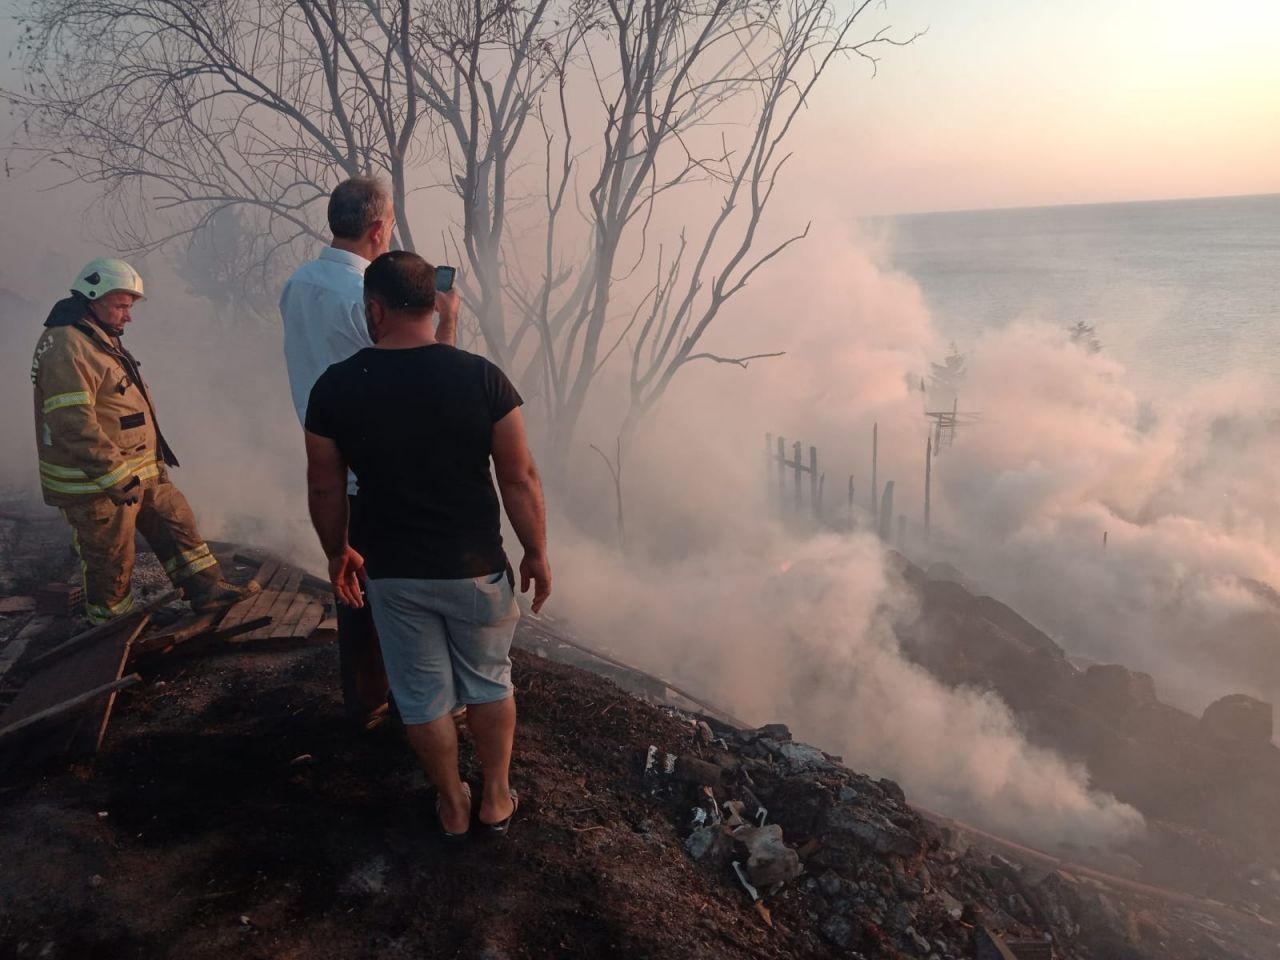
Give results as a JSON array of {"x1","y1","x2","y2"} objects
[
  {"x1": 364, "y1": 251, "x2": 436, "y2": 315},
  {"x1": 328, "y1": 177, "x2": 390, "y2": 240}
]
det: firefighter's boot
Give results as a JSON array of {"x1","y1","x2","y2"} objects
[{"x1": 186, "y1": 577, "x2": 261, "y2": 613}]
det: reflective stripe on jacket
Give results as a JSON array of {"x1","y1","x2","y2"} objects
[{"x1": 31, "y1": 296, "x2": 178, "y2": 506}]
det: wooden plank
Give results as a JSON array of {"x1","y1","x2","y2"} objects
[
  {"x1": 0, "y1": 674, "x2": 140, "y2": 744},
  {"x1": 135, "y1": 616, "x2": 273, "y2": 662},
  {"x1": 24, "y1": 592, "x2": 176, "y2": 672},
  {"x1": 0, "y1": 615, "x2": 54, "y2": 681},
  {"x1": 240, "y1": 568, "x2": 304, "y2": 641},
  {"x1": 291, "y1": 605, "x2": 326, "y2": 639},
  {"x1": 0, "y1": 613, "x2": 149, "y2": 759},
  {"x1": 130, "y1": 611, "x2": 220, "y2": 655},
  {"x1": 269, "y1": 591, "x2": 316, "y2": 640},
  {"x1": 82, "y1": 613, "x2": 151, "y2": 753},
  {"x1": 219, "y1": 557, "x2": 282, "y2": 629}
]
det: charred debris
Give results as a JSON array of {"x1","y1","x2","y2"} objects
[{"x1": 1, "y1": 506, "x2": 1278, "y2": 959}]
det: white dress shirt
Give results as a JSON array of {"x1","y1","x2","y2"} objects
[{"x1": 280, "y1": 246, "x2": 374, "y2": 495}]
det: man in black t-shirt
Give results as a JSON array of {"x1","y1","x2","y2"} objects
[{"x1": 305, "y1": 251, "x2": 550, "y2": 837}]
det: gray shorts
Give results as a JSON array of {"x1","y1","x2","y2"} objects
[{"x1": 366, "y1": 572, "x2": 520, "y2": 725}]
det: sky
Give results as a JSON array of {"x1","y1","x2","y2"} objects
[
  {"x1": 799, "y1": 0, "x2": 1280, "y2": 214},
  {"x1": 0, "y1": 0, "x2": 1277, "y2": 253}
]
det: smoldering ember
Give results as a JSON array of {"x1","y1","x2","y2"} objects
[{"x1": 3, "y1": 485, "x2": 1280, "y2": 959}]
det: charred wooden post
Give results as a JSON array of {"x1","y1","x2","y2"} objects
[
  {"x1": 809, "y1": 446, "x2": 819, "y2": 519},
  {"x1": 878, "y1": 480, "x2": 895, "y2": 543},
  {"x1": 817, "y1": 473, "x2": 825, "y2": 520},
  {"x1": 792, "y1": 441, "x2": 803, "y2": 514},
  {"x1": 871, "y1": 422, "x2": 879, "y2": 529},
  {"x1": 897, "y1": 514, "x2": 907, "y2": 551},
  {"x1": 924, "y1": 436, "x2": 933, "y2": 539}
]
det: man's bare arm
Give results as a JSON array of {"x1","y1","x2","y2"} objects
[
  {"x1": 304, "y1": 430, "x2": 364, "y2": 607},
  {"x1": 435, "y1": 286, "x2": 459, "y2": 347},
  {"x1": 492, "y1": 407, "x2": 550, "y2": 612}
]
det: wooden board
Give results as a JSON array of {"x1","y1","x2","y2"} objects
[
  {"x1": 218, "y1": 557, "x2": 283, "y2": 630},
  {"x1": 0, "y1": 613, "x2": 150, "y2": 759},
  {"x1": 231, "y1": 564, "x2": 299, "y2": 641},
  {"x1": 23, "y1": 593, "x2": 175, "y2": 672}
]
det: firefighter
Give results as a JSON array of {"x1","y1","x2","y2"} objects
[{"x1": 30, "y1": 257, "x2": 258, "y2": 623}]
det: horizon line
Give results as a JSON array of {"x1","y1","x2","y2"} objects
[{"x1": 865, "y1": 189, "x2": 1280, "y2": 221}]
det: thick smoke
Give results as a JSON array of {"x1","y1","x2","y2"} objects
[
  {"x1": 934, "y1": 322, "x2": 1280, "y2": 719},
  {"x1": 552, "y1": 526, "x2": 1145, "y2": 849}
]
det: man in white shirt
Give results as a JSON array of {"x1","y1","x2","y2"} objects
[{"x1": 280, "y1": 176, "x2": 456, "y2": 726}]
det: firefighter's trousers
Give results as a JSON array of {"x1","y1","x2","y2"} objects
[{"x1": 60, "y1": 476, "x2": 223, "y2": 623}]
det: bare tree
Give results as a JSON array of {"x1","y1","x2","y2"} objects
[
  {"x1": 9, "y1": 0, "x2": 919, "y2": 481},
  {"x1": 432, "y1": 0, "x2": 921, "y2": 471},
  {"x1": 9, "y1": 0, "x2": 429, "y2": 274}
]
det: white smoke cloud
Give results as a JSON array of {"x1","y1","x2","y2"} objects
[
  {"x1": 933, "y1": 321, "x2": 1280, "y2": 717},
  {"x1": 551, "y1": 525, "x2": 1144, "y2": 849}
]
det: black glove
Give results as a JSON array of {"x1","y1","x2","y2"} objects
[{"x1": 107, "y1": 475, "x2": 142, "y2": 506}]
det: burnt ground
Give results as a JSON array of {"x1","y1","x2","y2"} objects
[
  {"x1": 1, "y1": 640, "x2": 818, "y2": 960},
  {"x1": 1, "y1": 515, "x2": 1278, "y2": 960},
  {"x1": 3, "y1": 624, "x2": 1279, "y2": 960}
]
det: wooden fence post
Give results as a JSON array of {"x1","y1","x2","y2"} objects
[
  {"x1": 878, "y1": 480, "x2": 895, "y2": 543},
  {"x1": 871, "y1": 422, "x2": 879, "y2": 530},
  {"x1": 924, "y1": 435, "x2": 932, "y2": 539},
  {"x1": 809, "y1": 446, "x2": 819, "y2": 520},
  {"x1": 792, "y1": 441, "x2": 803, "y2": 514}
]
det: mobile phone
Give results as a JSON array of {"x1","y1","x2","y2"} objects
[{"x1": 435, "y1": 265, "x2": 456, "y2": 293}]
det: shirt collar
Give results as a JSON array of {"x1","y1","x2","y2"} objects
[{"x1": 318, "y1": 246, "x2": 371, "y2": 270}]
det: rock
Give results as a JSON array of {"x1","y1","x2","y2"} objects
[
  {"x1": 673, "y1": 754, "x2": 722, "y2": 786},
  {"x1": 1200, "y1": 694, "x2": 1274, "y2": 746},
  {"x1": 891, "y1": 901, "x2": 916, "y2": 929},
  {"x1": 737, "y1": 823, "x2": 803, "y2": 887},
  {"x1": 756, "y1": 723, "x2": 792, "y2": 742},
  {"x1": 779, "y1": 741, "x2": 831, "y2": 771},
  {"x1": 819, "y1": 915, "x2": 859, "y2": 950},
  {"x1": 685, "y1": 825, "x2": 729, "y2": 863},
  {"x1": 1081, "y1": 664, "x2": 1157, "y2": 715},
  {"x1": 823, "y1": 804, "x2": 923, "y2": 859},
  {"x1": 878, "y1": 778, "x2": 907, "y2": 804},
  {"x1": 902, "y1": 925, "x2": 931, "y2": 955},
  {"x1": 933, "y1": 889, "x2": 964, "y2": 919},
  {"x1": 817, "y1": 870, "x2": 844, "y2": 897}
]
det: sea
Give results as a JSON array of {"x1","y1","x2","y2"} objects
[{"x1": 881, "y1": 192, "x2": 1280, "y2": 396}]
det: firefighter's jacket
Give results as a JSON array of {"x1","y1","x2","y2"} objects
[{"x1": 30, "y1": 295, "x2": 179, "y2": 507}]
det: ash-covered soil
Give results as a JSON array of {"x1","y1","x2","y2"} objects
[{"x1": 1, "y1": 627, "x2": 1277, "y2": 959}]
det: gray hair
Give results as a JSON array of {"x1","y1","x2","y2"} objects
[{"x1": 327, "y1": 176, "x2": 391, "y2": 240}]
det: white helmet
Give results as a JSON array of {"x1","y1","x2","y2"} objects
[{"x1": 71, "y1": 258, "x2": 146, "y2": 300}]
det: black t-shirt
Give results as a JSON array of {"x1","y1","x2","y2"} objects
[{"x1": 304, "y1": 344, "x2": 523, "y2": 579}]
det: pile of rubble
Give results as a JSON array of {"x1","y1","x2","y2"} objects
[{"x1": 639, "y1": 714, "x2": 1278, "y2": 959}]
